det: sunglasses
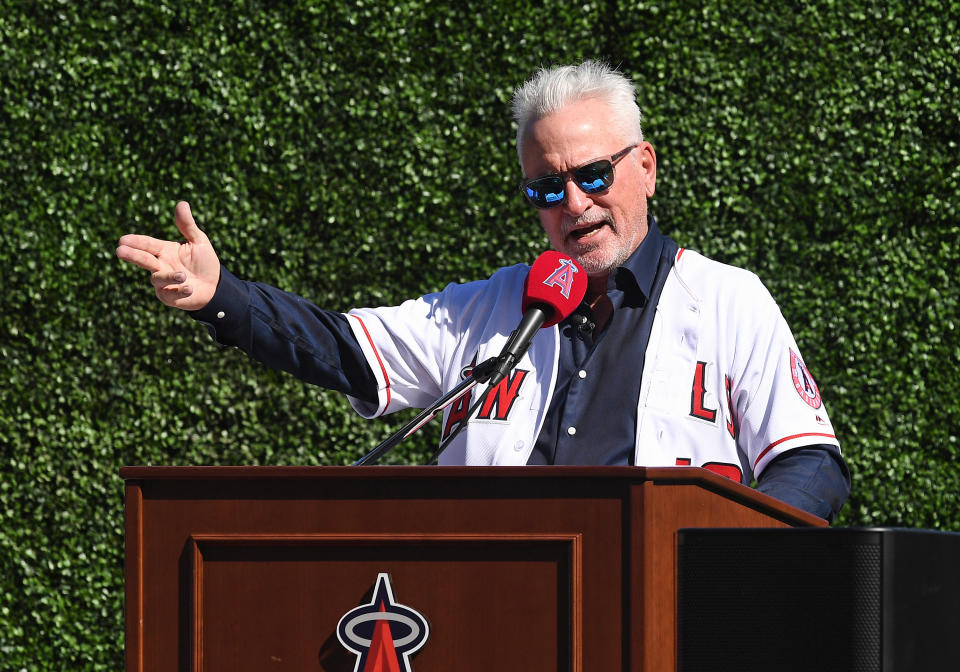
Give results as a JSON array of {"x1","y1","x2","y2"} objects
[{"x1": 520, "y1": 144, "x2": 637, "y2": 209}]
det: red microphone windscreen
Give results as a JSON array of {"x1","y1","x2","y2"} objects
[{"x1": 521, "y1": 251, "x2": 588, "y2": 327}]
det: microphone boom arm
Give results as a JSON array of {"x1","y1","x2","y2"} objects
[
  {"x1": 352, "y1": 356, "x2": 502, "y2": 466},
  {"x1": 485, "y1": 304, "x2": 549, "y2": 388}
]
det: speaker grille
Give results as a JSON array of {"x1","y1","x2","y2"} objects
[{"x1": 678, "y1": 531, "x2": 882, "y2": 672}]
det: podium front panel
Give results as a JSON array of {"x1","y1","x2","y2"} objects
[{"x1": 189, "y1": 534, "x2": 580, "y2": 671}]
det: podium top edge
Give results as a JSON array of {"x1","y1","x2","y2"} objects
[
  {"x1": 120, "y1": 464, "x2": 665, "y2": 480},
  {"x1": 117, "y1": 465, "x2": 779, "y2": 493},
  {"x1": 117, "y1": 465, "x2": 747, "y2": 484}
]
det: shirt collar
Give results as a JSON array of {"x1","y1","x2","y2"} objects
[{"x1": 606, "y1": 215, "x2": 665, "y2": 305}]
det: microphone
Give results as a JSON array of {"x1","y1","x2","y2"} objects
[{"x1": 486, "y1": 251, "x2": 587, "y2": 387}]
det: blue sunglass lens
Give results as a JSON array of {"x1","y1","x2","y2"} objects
[
  {"x1": 574, "y1": 161, "x2": 614, "y2": 193},
  {"x1": 525, "y1": 179, "x2": 565, "y2": 208}
]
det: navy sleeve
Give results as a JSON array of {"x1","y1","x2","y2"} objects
[
  {"x1": 188, "y1": 267, "x2": 379, "y2": 404},
  {"x1": 756, "y1": 446, "x2": 851, "y2": 522}
]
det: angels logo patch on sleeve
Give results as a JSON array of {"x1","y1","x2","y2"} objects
[{"x1": 790, "y1": 348, "x2": 822, "y2": 409}]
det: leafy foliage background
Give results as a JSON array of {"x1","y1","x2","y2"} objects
[{"x1": 1, "y1": 0, "x2": 957, "y2": 668}]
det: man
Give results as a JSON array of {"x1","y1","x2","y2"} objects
[{"x1": 117, "y1": 61, "x2": 850, "y2": 520}]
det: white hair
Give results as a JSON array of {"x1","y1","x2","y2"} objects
[{"x1": 511, "y1": 60, "x2": 644, "y2": 157}]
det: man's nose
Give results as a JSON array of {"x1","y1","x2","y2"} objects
[{"x1": 562, "y1": 178, "x2": 593, "y2": 216}]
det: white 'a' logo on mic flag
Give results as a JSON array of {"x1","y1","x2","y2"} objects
[{"x1": 541, "y1": 258, "x2": 579, "y2": 299}]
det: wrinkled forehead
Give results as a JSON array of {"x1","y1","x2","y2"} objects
[{"x1": 519, "y1": 98, "x2": 632, "y2": 176}]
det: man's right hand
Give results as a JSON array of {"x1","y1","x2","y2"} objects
[{"x1": 116, "y1": 201, "x2": 221, "y2": 311}]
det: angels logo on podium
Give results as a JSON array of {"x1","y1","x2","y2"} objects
[{"x1": 337, "y1": 573, "x2": 430, "y2": 672}]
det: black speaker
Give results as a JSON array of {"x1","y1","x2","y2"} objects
[{"x1": 677, "y1": 527, "x2": 960, "y2": 672}]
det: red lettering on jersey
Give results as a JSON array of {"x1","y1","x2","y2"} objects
[
  {"x1": 442, "y1": 356, "x2": 478, "y2": 440},
  {"x1": 724, "y1": 374, "x2": 738, "y2": 439},
  {"x1": 675, "y1": 457, "x2": 742, "y2": 483},
  {"x1": 542, "y1": 259, "x2": 578, "y2": 299},
  {"x1": 689, "y1": 361, "x2": 717, "y2": 422},
  {"x1": 478, "y1": 370, "x2": 528, "y2": 421},
  {"x1": 702, "y1": 462, "x2": 743, "y2": 482},
  {"x1": 441, "y1": 367, "x2": 528, "y2": 438},
  {"x1": 442, "y1": 390, "x2": 472, "y2": 440}
]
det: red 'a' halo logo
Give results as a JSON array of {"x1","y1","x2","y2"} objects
[
  {"x1": 337, "y1": 574, "x2": 430, "y2": 672},
  {"x1": 790, "y1": 348, "x2": 822, "y2": 409}
]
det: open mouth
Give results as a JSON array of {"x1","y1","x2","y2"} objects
[{"x1": 568, "y1": 220, "x2": 607, "y2": 242}]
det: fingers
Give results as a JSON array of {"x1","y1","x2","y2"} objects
[
  {"x1": 150, "y1": 270, "x2": 187, "y2": 289},
  {"x1": 117, "y1": 233, "x2": 170, "y2": 258},
  {"x1": 151, "y1": 267, "x2": 193, "y2": 302},
  {"x1": 157, "y1": 283, "x2": 194, "y2": 300},
  {"x1": 116, "y1": 243, "x2": 165, "y2": 273},
  {"x1": 174, "y1": 201, "x2": 207, "y2": 244},
  {"x1": 150, "y1": 282, "x2": 194, "y2": 309}
]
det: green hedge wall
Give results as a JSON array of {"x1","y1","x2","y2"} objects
[{"x1": 2, "y1": 0, "x2": 958, "y2": 668}]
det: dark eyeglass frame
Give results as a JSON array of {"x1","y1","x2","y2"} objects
[{"x1": 519, "y1": 144, "x2": 638, "y2": 209}]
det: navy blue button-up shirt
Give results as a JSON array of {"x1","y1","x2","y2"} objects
[{"x1": 527, "y1": 217, "x2": 677, "y2": 465}]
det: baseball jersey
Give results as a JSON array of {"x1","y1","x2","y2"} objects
[{"x1": 345, "y1": 248, "x2": 840, "y2": 476}]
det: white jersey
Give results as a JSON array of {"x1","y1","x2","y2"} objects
[{"x1": 345, "y1": 248, "x2": 839, "y2": 481}]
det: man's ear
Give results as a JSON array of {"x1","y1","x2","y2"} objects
[{"x1": 637, "y1": 141, "x2": 657, "y2": 197}]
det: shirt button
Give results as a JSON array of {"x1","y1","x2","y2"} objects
[
  {"x1": 217, "y1": 311, "x2": 225, "y2": 319},
  {"x1": 578, "y1": 369, "x2": 587, "y2": 379},
  {"x1": 567, "y1": 426, "x2": 577, "y2": 436}
]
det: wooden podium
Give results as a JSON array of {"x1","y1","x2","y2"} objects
[{"x1": 122, "y1": 466, "x2": 825, "y2": 672}]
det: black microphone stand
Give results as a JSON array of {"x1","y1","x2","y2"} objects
[
  {"x1": 425, "y1": 379, "x2": 494, "y2": 465},
  {"x1": 351, "y1": 356, "x2": 502, "y2": 466}
]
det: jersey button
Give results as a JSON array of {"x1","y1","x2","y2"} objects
[
  {"x1": 577, "y1": 369, "x2": 587, "y2": 379},
  {"x1": 566, "y1": 426, "x2": 577, "y2": 436}
]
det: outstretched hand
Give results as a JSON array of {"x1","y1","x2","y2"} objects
[{"x1": 116, "y1": 201, "x2": 221, "y2": 311}]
